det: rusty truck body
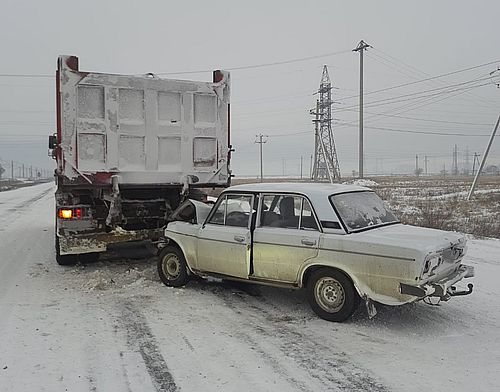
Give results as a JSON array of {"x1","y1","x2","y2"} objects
[{"x1": 49, "y1": 56, "x2": 230, "y2": 264}]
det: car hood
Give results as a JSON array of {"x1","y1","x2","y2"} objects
[{"x1": 345, "y1": 223, "x2": 465, "y2": 258}]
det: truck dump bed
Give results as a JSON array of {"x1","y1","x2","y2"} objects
[{"x1": 56, "y1": 55, "x2": 231, "y2": 187}]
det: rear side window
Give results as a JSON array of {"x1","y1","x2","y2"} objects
[
  {"x1": 300, "y1": 199, "x2": 319, "y2": 231},
  {"x1": 207, "y1": 194, "x2": 253, "y2": 228},
  {"x1": 260, "y1": 194, "x2": 318, "y2": 231}
]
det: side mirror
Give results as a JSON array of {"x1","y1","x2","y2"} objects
[{"x1": 48, "y1": 134, "x2": 57, "y2": 149}]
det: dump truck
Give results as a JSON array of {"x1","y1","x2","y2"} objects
[{"x1": 49, "y1": 56, "x2": 231, "y2": 265}]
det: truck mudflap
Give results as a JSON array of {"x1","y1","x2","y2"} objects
[
  {"x1": 400, "y1": 264, "x2": 475, "y2": 300},
  {"x1": 58, "y1": 227, "x2": 162, "y2": 255}
]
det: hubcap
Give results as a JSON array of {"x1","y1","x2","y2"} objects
[
  {"x1": 314, "y1": 277, "x2": 345, "y2": 313},
  {"x1": 162, "y1": 253, "x2": 180, "y2": 280}
]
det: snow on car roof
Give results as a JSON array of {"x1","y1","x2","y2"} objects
[
  {"x1": 225, "y1": 182, "x2": 370, "y2": 197},
  {"x1": 223, "y1": 183, "x2": 371, "y2": 224}
]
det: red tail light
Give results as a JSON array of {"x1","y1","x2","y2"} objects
[{"x1": 58, "y1": 207, "x2": 84, "y2": 220}]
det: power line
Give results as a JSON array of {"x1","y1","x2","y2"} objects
[
  {"x1": 370, "y1": 47, "x2": 498, "y2": 110},
  {"x1": 156, "y1": 49, "x2": 352, "y2": 75},
  {"x1": 338, "y1": 76, "x2": 496, "y2": 111},
  {"x1": 338, "y1": 108, "x2": 494, "y2": 126},
  {"x1": 267, "y1": 131, "x2": 310, "y2": 137},
  {"x1": 336, "y1": 122, "x2": 493, "y2": 137},
  {"x1": 337, "y1": 58, "x2": 500, "y2": 101}
]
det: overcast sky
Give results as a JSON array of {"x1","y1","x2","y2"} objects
[{"x1": 1, "y1": 0, "x2": 499, "y2": 178}]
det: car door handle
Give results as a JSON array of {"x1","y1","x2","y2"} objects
[
  {"x1": 234, "y1": 235, "x2": 246, "y2": 243},
  {"x1": 301, "y1": 239, "x2": 317, "y2": 246}
]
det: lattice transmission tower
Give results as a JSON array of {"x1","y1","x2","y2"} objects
[{"x1": 310, "y1": 65, "x2": 341, "y2": 182}]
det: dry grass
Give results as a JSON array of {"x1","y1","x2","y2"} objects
[
  {"x1": 373, "y1": 176, "x2": 500, "y2": 239},
  {"x1": 201, "y1": 175, "x2": 500, "y2": 239}
]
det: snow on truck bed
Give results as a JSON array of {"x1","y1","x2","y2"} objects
[{"x1": 0, "y1": 181, "x2": 499, "y2": 391}]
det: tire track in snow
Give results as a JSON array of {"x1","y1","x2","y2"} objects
[
  {"x1": 0, "y1": 185, "x2": 54, "y2": 228},
  {"x1": 205, "y1": 283, "x2": 390, "y2": 392},
  {"x1": 119, "y1": 301, "x2": 178, "y2": 392}
]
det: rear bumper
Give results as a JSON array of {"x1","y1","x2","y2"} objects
[
  {"x1": 400, "y1": 264, "x2": 475, "y2": 300},
  {"x1": 57, "y1": 228, "x2": 162, "y2": 255}
]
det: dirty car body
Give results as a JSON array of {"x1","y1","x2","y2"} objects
[{"x1": 158, "y1": 182, "x2": 474, "y2": 321}]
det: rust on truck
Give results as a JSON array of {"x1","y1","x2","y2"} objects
[{"x1": 50, "y1": 55, "x2": 231, "y2": 265}]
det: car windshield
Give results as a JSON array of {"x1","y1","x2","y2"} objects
[{"x1": 330, "y1": 191, "x2": 398, "y2": 232}]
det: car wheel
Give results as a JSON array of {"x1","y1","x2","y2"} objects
[
  {"x1": 157, "y1": 246, "x2": 188, "y2": 287},
  {"x1": 306, "y1": 268, "x2": 359, "y2": 322}
]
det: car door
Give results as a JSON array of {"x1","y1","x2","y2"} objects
[
  {"x1": 252, "y1": 193, "x2": 321, "y2": 282},
  {"x1": 196, "y1": 193, "x2": 254, "y2": 278}
]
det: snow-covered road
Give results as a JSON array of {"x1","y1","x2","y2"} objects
[{"x1": 0, "y1": 182, "x2": 498, "y2": 391}]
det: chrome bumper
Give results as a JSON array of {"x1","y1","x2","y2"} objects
[{"x1": 400, "y1": 264, "x2": 475, "y2": 300}]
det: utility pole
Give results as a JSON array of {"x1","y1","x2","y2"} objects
[
  {"x1": 11, "y1": 160, "x2": 14, "y2": 180},
  {"x1": 465, "y1": 146, "x2": 470, "y2": 175},
  {"x1": 424, "y1": 155, "x2": 428, "y2": 175},
  {"x1": 468, "y1": 113, "x2": 500, "y2": 200},
  {"x1": 22, "y1": 164, "x2": 25, "y2": 178},
  {"x1": 309, "y1": 154, "x2": 313, "y2": 179},
  {"x1": 452, "y1": 144, "x2": 459, "y2": 176},
  {"x1": 353, "y1": 40, "x2": 371, "y2": 179},
  {"x1": 254, "y1": 134, "x2": 268, "y2": 182},
  {"x1": 300, "y1": 156, "x2": 303, "y2": 179},
  {"x1": 415, "y1": 154, "x2": 419, "y2": 176}
]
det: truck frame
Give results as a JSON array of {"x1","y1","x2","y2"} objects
[{"x1": 49, "y1": 56, "x2": 231, "y2": 265}]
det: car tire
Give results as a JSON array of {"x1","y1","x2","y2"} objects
[
  {"x1": 157, "y1": 246, "x2": 189, "y2": 287},
  {"x1": 306, "y1": 268, "x2": 359, "y2": 322}
]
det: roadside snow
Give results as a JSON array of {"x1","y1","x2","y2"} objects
[
  {"x1": 0, "y1": 180, "x2": 499, "y2": 391},
  {"x1": 345, "y1": 179, "x2": 379, "y2": 187}
]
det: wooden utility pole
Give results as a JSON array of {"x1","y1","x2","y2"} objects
[
  {"x1": 254, "y1": 134, "x2": 268, "y2": 182},
  {"x1": 353, "y1": 40, "x2": 371, "y2": 179},
  {"x1": 468, "y1": 114, "x2": 500, "y2": 200}
]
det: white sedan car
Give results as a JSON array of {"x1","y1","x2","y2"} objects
[{"x1": 157, "y1": 183, "x2": 474, "y2": 322}]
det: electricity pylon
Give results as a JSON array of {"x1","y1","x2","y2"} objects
[{"x1": 311, "y1": 65, "x2": 341, "y2": 182}]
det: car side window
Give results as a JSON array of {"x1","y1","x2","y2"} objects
[
  {"x1": 300, "y1": 199, "x2": 319, "y2": 231},
  {"x1": 207, "y1": 194, "x2": 253, "y2": 228},
  {"x1": 260, "y1": 194, "x2": 301, "y2": 229},
  {"x1": 208, "y1": 196, "x2": 227, "y2": 225}
]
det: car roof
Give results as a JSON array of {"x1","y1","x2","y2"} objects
[{"x1": 223, "y1": 182, "x2": 370, "y2": 197}]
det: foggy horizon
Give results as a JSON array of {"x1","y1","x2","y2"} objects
[{"x1": 1, "y1": 0, "x2": 499, "y2": 179}]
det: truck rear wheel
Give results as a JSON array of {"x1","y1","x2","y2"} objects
[{"x1": 55, "y1": 236, "x2": 78, "y2": 266}]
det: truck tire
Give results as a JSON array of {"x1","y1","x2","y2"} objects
[
  {"x1": 306, "y1": 268, "x2": 359, "y2": 322},
  {"x1": 79, "y1": 252, "x2": 100, "y2": 263},
  {"x1": 55, "y1": 236, "x2": 78, "y2": 266},
  {"x1": 157, "y1": 246, "x2": 188, "y2": 287}
]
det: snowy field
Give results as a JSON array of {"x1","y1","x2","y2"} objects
[{"x1": 1, "y1": 182, "x2": 499, "y2": 391}]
